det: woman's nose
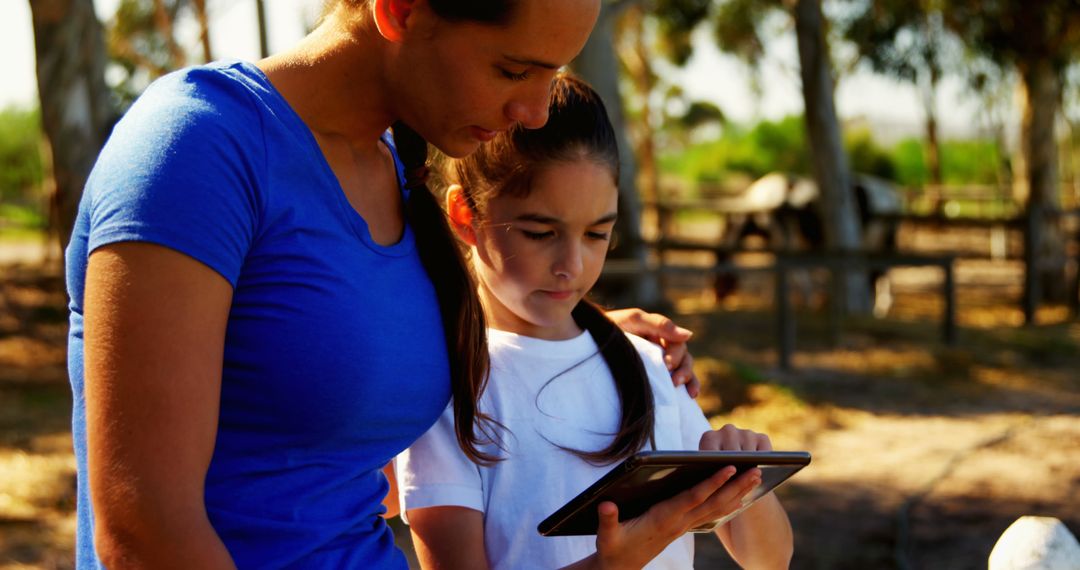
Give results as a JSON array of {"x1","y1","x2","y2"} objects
[{"x1": 506, "y1": 81, "x2": 552, "y2": 129}]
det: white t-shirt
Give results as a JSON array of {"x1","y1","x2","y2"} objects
[{"x1": 396, "y1": 328, "x2": 713, "y2": 569}]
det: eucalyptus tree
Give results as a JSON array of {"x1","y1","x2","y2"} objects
[
  {"x1": 841, "y1": 0, "x2": 954, "y2": 186},
  {"x1": 707, "y1": 0, "x2": 871, "y2": 312},
  {"x1": 28, "y1": 0, "x2": 116, "y2": 251},
  {"x1": 944, "y1": 0, "x2": 1080, "y2": 311},
  {"x1": 573, "y1": 1, "x2": 659, "y2": 306}
]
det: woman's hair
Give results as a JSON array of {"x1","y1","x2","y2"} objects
[
  {"x1": 326, "y1": 0, "x2": 517, "y2": 25},
  {"x1": 444, "y1": 74, "x2": 655, "y2": 466},
  {"x1": 385, "y1": 1, "x2": 523, "y2": 467},
  {"x1": 394, "y1": 123, "x2": 501, "y2": 466}
]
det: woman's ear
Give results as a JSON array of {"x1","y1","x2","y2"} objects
[
  {"x1": 372, "y1": 0, "x2": 416, "y2": 42},
  {"x1": 446, "y1": 185, "x2": 478, "y2": 246}
]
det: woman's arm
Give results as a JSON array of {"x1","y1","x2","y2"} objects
[
  {"x1": 85, "y1": 242, "x2": 236, "y2": 568},
  {"x1": 702, "y1": 426, "x2": 794, "y2": 570},
  {"x1": 407, "y1": 507, "x2": 490, "y2": 569}
]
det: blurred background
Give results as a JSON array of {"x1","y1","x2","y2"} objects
[{"x1": 1, "y1": 0, "x2": 1078, "y2": 568}]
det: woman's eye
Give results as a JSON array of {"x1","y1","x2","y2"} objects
[
  {"x1": 522, "y1": 230, "x2": 554, "y2": 240},
  {"x1": 500, "y1": 68, "x2": 531, "y2": 81}
]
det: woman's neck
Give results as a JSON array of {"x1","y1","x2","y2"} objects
[{"x1": 257, "y1": 15, "x2": 394, "y2": 157}]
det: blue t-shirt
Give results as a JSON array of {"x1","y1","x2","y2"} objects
[{"x1": 66, "y1": 60, "x2": 452, "y2": 568}]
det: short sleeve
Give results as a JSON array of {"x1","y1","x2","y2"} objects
[
  {"x1": 84, "y1": 68, "x2": 264, "y2": 286},
  {"x1": 674, "y1": 384, "x2": 713, "y2": 450},
  {"x1": 628, "y1": 333, "x2": 713, "y2": 450},
  {"x1": 395, "y1": 402, "x2": 485, "y2": 524}
]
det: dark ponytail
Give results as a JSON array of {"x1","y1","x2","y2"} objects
[
  {"x1": 392, "y1": 121, "x2": 501, "y2": 465},
  {"x1": 567, "y1": 300, "x2": 656, "y2": 465}
]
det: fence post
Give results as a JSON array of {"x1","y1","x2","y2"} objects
[
  {"x1": 943, "y1": 260, "x2": 957, "y2": 345},
  {"x1": 1022, "y1": 204, "x2": 1041, "y2": 325},
  {"x1": 776, "y1": 260, "x2": 794, "y2": 371}
]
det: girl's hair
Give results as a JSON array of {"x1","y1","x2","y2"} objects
[
  {"x1": 387, "y1": 1, "x2": 520, "y2": 467},
  {"x1": 445, "y1": 74, "x2": 655, "y2": 465}
]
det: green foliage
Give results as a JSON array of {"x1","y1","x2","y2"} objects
[
  {"x1": 889, "y1": 138, "x2": 1002, "y2": 186},
  {"x1": 659, "y1": 116, "x2": 810, "y2": 190},
  {"x1": 660, "y1": 115, "x2": 1003, "y2": 191},
  {"x1": 0, "y1": 107, "x2": 45, "y2": 205},
  {"x1": 846, "y1": 129, "x2": 895, "y2": 180}
]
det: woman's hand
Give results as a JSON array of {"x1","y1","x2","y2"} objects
[{"x1": 604, "y1": 308, "x2": 699, "y2": 397}]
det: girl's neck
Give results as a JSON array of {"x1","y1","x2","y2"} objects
[
  {"x1": 477, "y1": 285, "x2": 583, "y2": 341},
  {"x1": 257, "y1": 15, "x2": 395, "y2": 158}
]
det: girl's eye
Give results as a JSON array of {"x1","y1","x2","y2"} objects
[
  {"x1": 522, "y1": 230, "x2": 554, "y2": 241},
  {"x1": 500, "y1": 68, "x2": 531, "y2": 81},
  {"x1": 587, "y1": 231, "x2": 611, "y2": 241}
]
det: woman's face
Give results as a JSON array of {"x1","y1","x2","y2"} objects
[
  {"x1": 389, "y1": 0, "x2": 601, "y2": 158},
  {"x1": 470, "y1": 158, "x2": 618, "y2": 340}
]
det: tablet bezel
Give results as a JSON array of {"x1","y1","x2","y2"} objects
[{"x1": 536, "y1": 450, "x2": 811, "y2": 537}]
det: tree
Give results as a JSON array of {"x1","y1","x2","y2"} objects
[
  {"x1": 842, "y1": 0, "x2": 954, "y2": 186},
  {"x1": 573, "y1": 1, "x2": 660, "y2": 307},
  {"x1": 29, "y1": 0, "x2": 115, "y2": 251},
  {"x1": 108, "y1": 0, "x2": 187, "y2": 105},
  {"x1": 944, "y1": 0, "x2": 1080, "y2": 313},
  {"x1": 793, "y1": 0, "x2": 869, "y2": 313},
  {"x1": 700, "y1": 0, "x2": 871, "y2": 312}
]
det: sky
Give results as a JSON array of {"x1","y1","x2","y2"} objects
[{"x1": 2, "y1": 0, "x2": 991, "y2": 141}]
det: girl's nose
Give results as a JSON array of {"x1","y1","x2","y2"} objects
[{"x1": 553, "y1": 241, "x2": 583, "y2": 280}]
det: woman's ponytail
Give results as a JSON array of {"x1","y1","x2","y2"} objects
[{"x1": 393, "y1": 121, "x2": 500, "y2": 465}]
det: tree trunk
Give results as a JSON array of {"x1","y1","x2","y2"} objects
[
  {"x1": 192, "y1": 0, "x2": 213, "y2": 63},
  {"x1": 1020, "y1": 56, "x2": 1067, "y2": 319},
  {"x1": 573, "y1": 1, "x2": 661, "y2": 308},
  {"x1": 153, "y1": 0, "x2": 184, "y2": 69},
  {"x1": 922, "y1": 66, "x2": 943, "y2": 187},
  {"x1": 793, "y1": 0, "x2": 870, "y2": 314},
  {"x1": 255, "y1": 0, "x2": 270, "y2": 58},
  {"x1": 29, "y1": 0, "x2": 115, "y2": 252}
]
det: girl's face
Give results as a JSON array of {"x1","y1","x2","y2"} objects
[
  {"x1": 388, "y1": 0, "x2": 600, "y2": 158},
  {"x1": 469, "y1": 159, "x2": 618, "y2": 340}
]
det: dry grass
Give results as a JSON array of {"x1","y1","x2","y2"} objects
[{"x1": 1, "y1": 223, "x2": 1078, "y2": 568}]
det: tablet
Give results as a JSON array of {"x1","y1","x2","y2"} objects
[{"x1": 537, "y1": 450, "x2": 811, "y2": 537}]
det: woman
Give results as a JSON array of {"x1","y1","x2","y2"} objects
[{"x1": 67, "y1": 1, "x2": 696, "y2": 567}]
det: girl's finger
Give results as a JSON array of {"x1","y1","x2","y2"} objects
[
  {"x1": 596, "y1": 501, "x2": 620, "y2": 541},
  {"x1": 662, "y1": 466, "x2": 737, "y2": 515},
  {"x1": 686, "y1": 468, "x2": 762, "y2": 523}
]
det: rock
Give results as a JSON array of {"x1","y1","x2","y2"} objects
[{"x1": 988, "y1": 516, "x2": 1080, "y2": 570}]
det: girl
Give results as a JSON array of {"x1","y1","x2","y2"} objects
[
  {"x1": 396, "y1": 75, "x2": 794, "y2": 569},
  {"x1": 68, "y1": 0, "x2": 699, "y2": 567}
]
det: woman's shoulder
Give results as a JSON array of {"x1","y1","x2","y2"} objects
[{"x1": 116, "y1": 61, "x2": 273, "y2": 143}]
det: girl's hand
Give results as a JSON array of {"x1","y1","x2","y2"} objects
[
  {"x1": 699, "y1": 424, "x2": 773, "y2": 452},
  {"x1": 604, "y1": 308, "x2": 699, "y2": 397},
  {"x1": 590, "y1": 464, "x2": 761, "y2": 569}
]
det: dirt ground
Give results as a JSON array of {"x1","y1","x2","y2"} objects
[{"x1": 1, "y1": 230, "x2": 1078, "y2": 569}]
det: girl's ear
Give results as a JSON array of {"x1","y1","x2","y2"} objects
[
  {"x1": 446, "y1": 184, "x2": 478, "y2": 246},
  {"x1": 372, "y1": 0, "x2": 415, "y2": 43}
]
